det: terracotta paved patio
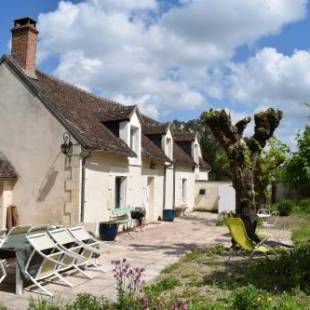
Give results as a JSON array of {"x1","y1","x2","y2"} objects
[{"x1": 0, "y1": 212, "x2": 291, "y2": 309}]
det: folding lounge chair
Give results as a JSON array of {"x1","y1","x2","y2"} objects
[
  {"x1": 0, "y1": 225, "x2": 32, "y2": 284},
  {"x1": 25, "y1": 231, "x2": 74, "y2": 296},
  {"x1": 68, "y1": 226, "x2": 104, "y2": 272},
  {"x1": 0, "y1": 228, "x2": 8, "y2": 283},
  {"x1": 226, "y1": 218, "x2": 277, "y2": 264},
  {"x1": 47, "y1": 228, "x2": 93, "y2": 279}
]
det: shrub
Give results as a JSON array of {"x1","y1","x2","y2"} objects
[
  {"x1": 144, "y1": 275, "x2": 181, "y2": 297},
  {"x1": 277, "y1": 294, "x2": 310, "y2": 310},
  {"x1": 28, "y1": 297, "x2": 61, "y2": 310},
  {"x1": 65, "y1": 294, "x2": 110, "y2": 310},
  {"x1": 244, "y1": 245, "x2": 310, "y2": 293},
  {"x1": 292, "y1": 226, "x2": 310, "y2": 245},
  {"x1": 274, "y1": 199, "x2": 295, "y2": 216},
  {"x1": 229, "y1": 285, "x2": 273, "y2": 310},
  {"x1": 295, "y1": 198, "x2": 310, "y2": 214}
]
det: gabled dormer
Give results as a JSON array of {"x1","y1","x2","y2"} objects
[
  {"x1": 143, "y1": 124, "x2": 173, "y2": 161},
  {"x1": 97, "y1": 105, "x2": 142, "y2": 164},
  {"x1": 173, "y1": 132, "x2": 198, "y2": 164}
]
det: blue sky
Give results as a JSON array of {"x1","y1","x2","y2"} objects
[{"x1": 1, "y1": 0, "x2": 309, "y2": 148}]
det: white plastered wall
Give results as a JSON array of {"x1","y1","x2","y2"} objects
[
  {"x1": 194, "y1": 181, "x2": 236, "y2": 213},
  {"x1": 161, "y1": 128, "x2": 173, "y2": 160},
  {"x1": 174, "y1": 165, "x2": 195, "y2": 212},
  {"x1": 83, "y1": 153, "x2": 165, "y2": 224},
  {"x1": 0, "y1": 62, "x2": 81, "y2": 226},
  {"x1": 192, "y1": 137, "x2": 209, "y2": 181},
  {"x1": 119, "y1": 110, "x2": 141, "y2": 166},
  {"x1": 142, "y1": 159, "x2": 165, "y2": 222},
  {"x1": 0, "y1": 181, "x2": 14, "y2": 227}
]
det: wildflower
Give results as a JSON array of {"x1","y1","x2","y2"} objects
[{"x1": 143, "y1": 297, "x2": 150, "y2": 310}]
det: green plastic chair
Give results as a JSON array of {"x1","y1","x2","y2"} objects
[{"x1": 226, "y1": 218, "x2": 277, "y2": 263}]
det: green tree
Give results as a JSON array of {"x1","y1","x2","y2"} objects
[
  {"x1": 284, "y1": 127, "x2": 310, "y2": 196},
  {"x1": 171, "y1": 119, "x2": 231, "y2": 180},
  {"x1": 255, "y1": 137, "x2": 290, "y2": 206}
]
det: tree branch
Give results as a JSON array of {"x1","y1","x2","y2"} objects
[
  {"x1": 253, "y1": 108, "x2": 283, "y2": 149},
  {"x1": 235, "y1": 117, "x2": 251, "y2": 136}
]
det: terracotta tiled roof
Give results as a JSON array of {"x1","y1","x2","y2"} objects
[
  {"x1": 33, "y1": 71, "x2": 137, "y2": 156},
  {"x1": 1, "y1": 55, "x2": 135, "y2": 157},
  {"x1": 173, "y1": 132, "x2": 196, "y2": 142},
  {"x1": 141, "y1": 115, "x2": 160, "y2": 127},
  {"x1": 0, "y1": 55, "x2": 199, "y2": 164},
  {"x1": 199, "y1": 158, "x2": 211, "y2": 170},
  {"x1": 96, "y1": 105, "x2": 135, "y2": 122},
  {"x1": 0, "y1": 152, "x2": 17, "y2": 179},
  {"x1": 142, "y1": 135, "x2": 171, "y2": 162},
  {"x1": 173, "y1": 142, "x2": 195, "y2": 166},
  {"x1": 143, "y1": 124, "x2": 169, "y2": 135}
]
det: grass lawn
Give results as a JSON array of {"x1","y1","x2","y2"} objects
[
  {"x1": 140, "y1": 213, "x2": 310, "y2": 309},
  {"x1": 291, "y1": 214, "x2": 310, "y2": 245}
]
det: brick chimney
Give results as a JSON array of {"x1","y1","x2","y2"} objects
[{"x1": 11, "y1": 17, "x2": 38, "y2": 78}]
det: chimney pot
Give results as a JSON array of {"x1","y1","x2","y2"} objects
[{"x1": 11, "y1": 17, "x2": 38, "y2": 78}]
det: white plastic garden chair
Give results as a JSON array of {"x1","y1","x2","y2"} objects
[
  {"x1": 47, "y1": 228, "x2": 93, "y2": 279},
  {"x1": 25, "y1": 231, "x2": 73, "y2": 296},
  {"x1": 0, "y1": 228, "x2": 8, "y2": 283},
  {"x1": 257, "y1": 208, "x2": 271, "y2": 218},
  {"x1": 68, "y1": 226, "x2": 105, "y2": 272},
  {"x1": 0, "y1": 225, "x2": 32, "y2": 285}
]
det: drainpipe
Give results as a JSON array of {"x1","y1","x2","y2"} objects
[
  {"x1": 163, "y1": 164, "x2": 166, "y2": 213},
  {"x1": 80, "y1": 149, "x2": 92, "y2": 223},
  {"x1": 163, "y1": 161, "x2": 174, "y2": 212},
  {"x1": 173, "y1": 162, "x2": 176, "y2": 209}
]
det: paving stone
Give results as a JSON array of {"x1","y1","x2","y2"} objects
[{"x1": 0, "y1": 212, "x2": 292, "y2": 309}]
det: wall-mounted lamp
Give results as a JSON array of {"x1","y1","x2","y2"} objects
[{"x1": 61, "y1": 132, "x2": 73, "y2": 156}]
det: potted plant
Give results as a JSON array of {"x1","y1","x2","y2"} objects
[
  {"x1": 99, "y1": 221, "x2": 119, "y2": 241},
  {"x1": 163, "y1": 209, "x2": 176, "y2": 222}
]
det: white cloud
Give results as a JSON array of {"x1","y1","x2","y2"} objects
[
  {"x1": 223, "y1": 48, "x2": 310, "y2": 148},
  {"x1": 227, "y1": 48, "x2": 310, "y2": 104},
  {"x1": 35, "y1": 0, "x2": 308, "y2": 144}
]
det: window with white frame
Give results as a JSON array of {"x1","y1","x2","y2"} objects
[
  {"x1": 130, "y1": 125, "x2": 139, "y2": 154},
  {"x1": 182, "y1": 178, "x2": 187, "y2": 203}
]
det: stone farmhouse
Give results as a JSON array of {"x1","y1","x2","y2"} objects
[{"x1": 0, "y1": 18, "x2": 209, "y2": 231}]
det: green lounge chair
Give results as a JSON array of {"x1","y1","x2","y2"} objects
[{"x1": 226, "y1": 218, "x2": 277, "y2": 263}]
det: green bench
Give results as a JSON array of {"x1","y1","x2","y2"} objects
[{"x1": 110, "y1": 206, "x2": 136, "y2": 230}]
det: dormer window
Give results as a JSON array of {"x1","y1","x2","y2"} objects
[
  {"x1": 166, "y1": 137, "x2": 172, "y2": 159},
  {"x1": 194, "y1": 144, "x2": 199, "y2": 163},
  {"x1": 130, "y1": 125, "x2": 139, "y2": 153}
]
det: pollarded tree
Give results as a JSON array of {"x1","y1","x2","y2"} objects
[{"x1": 202, "y1": 108, "x2": 283, "y2": 219}]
